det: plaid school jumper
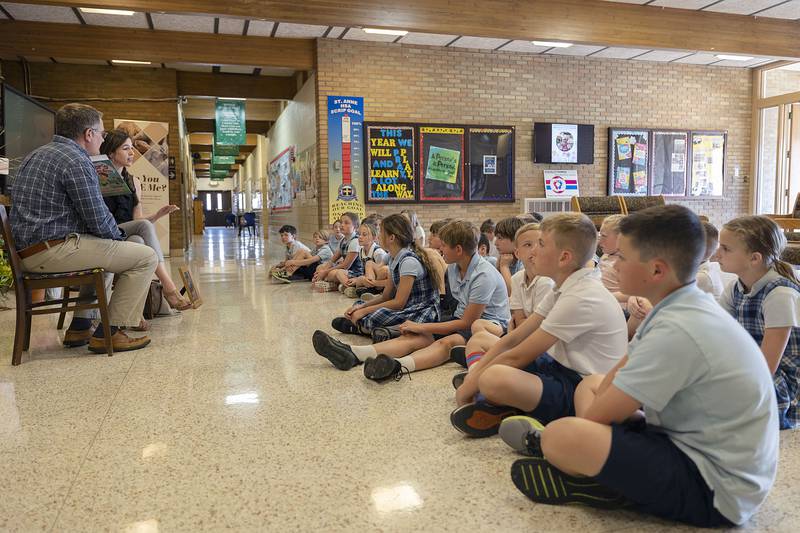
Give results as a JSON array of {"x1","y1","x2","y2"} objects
[
  {"x1": 731, "y1": 277, "x2": 800, "y2": 429},
  {"x1": 358, "y1": 247, "x2": 440, "y2": 330},
  {"x1": 340, "y1": 233, "x2": 364, "y2": 277}
]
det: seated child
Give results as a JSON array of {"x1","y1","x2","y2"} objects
[
  {"x1": 478, "y1": 234, "x2": 498, "y2": 268},
  {"x1": 329, "y1": 220, "x2": 344, "y2": 252},
  {"x1": 481, "y1": 218, "x2": 499, "y2": 259},
  {"x1": 401, "y1": 209, "x2": 426, "y2": 247},
  {"x1": 341, "y1": 222, "x2": 387, "y2": 297},
  {"x1": 311, "y1": 220, "x2": 509, "y2": 382},
  {"x1": 696, "y1": 221, "x2": 724, "y2": 299},
  {"x1": 598, "y1": 214, "x2": 632, "y2": 308},
  {"x1": 270, "y1": 225, "x2": 310, "y2": 282},
  {"x1": 279, "y1": 229, "x2": 333, "y2": 282},
  {"x1": 430, "y1": 218, "x2": 458, "y2": 319},
  {"x1": 494, "y1": 216, "x2": 526, "y2": 295},
  {"x1": 506, "y1": 205, "x2": 778, "y2": 528},
  {"x1": 313, "y1": 212, "x2": 361, "y2": 290},
  {"x1": 325, "y1": 214, "x2": 441, "y2": 336},
  {"x1": 450, "y1": 213, "x2": 627, "y2": 437},
  {"x1": 718, "y1": 215, "x2": 799, "y2": 429}
]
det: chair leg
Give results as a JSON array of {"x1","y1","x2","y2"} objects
[
  {"x1": 23, "y1": 312, "x2": 32, "y2": 351},
  {"x1": 94, "y1": 274, "x2": 114, "y2": 357},
  {"x1": 57, "y1": 285, "x2": 70, "y2": 330},
  {"x1": 12, "y1": 300, "x2": 27, "y2": 366}
]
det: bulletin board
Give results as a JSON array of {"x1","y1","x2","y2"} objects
[
  {"x1": 690, "y1": 132, "x2": 726, "y2": 197},
  {"x1": 419, "y1": 125, "x2": 466, "y2": 202},
  {"x1": 608, "y1": 128, "x2": 649, "y2": 196},
  {"x1": 650, "y1": 130, "x2": 688, "y2": 196},
  {"x1": 364, "y1": 123, "x2": 417, "y2": 203},
  {"x1": 467, "y1": 126, "x2": 514, "y2": 202}
]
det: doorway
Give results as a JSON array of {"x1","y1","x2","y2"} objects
[{"x1": 198, "y1": 189, "x2": 232, "y2": 227}]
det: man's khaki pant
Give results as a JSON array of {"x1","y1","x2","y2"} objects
[{"x1": 21, "y1": 234, "x2": 158, "y2": 327}]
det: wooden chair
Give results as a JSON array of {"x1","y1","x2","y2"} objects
[
  {"x1": 571, "y1": 195, "x2": 625, "y2": 229},
  {"x1": 0, "y1": 205, "x2": 113, "y2": 365},
  {"x1": 767, "y1": 193, "x2": 800, "y2": 232},
  {"x1": 620, "y1": 195, "x2": 666, "y2": 214}
]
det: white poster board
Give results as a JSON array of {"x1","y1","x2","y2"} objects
[
  {"x1": 551, "y1": 124, "x2": 578, "y2": 163},
  {"x1": 543, "y1": 169, "x2": 579, "y2": 198}
]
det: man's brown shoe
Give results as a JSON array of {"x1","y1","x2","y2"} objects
[
  {"x1": 63, "y1": 328, "x2": 94, "y2": 347},
  {"x1": 88, "y1": 330, "x2": 151, "y2": 353}
]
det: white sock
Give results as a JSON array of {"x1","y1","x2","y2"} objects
[
  {"x1": 396, "y1": 355, "x2": 417, "y2": 373},
  {"x1": 351, "y1": 344, "x2": 377, "y2": 362}
]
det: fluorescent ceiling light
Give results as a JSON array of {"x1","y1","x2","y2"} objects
[
  {"x1": 217, "y1": 97, "x2": 246, "y2": 101},
  {"x1": 715, "y1": 54, "x2": 753, "y2": 61},
  {"x1": 80, "y1": 8, "x2": 136, "y2": 16},
  {"x1": 112, "y1": 60, "x2": 152, "y2": 65},
  {"x1": 532, "y1": 41, "x2": 573, "y2": 48},
  {"x1": 363, "y1": 28, "x2": 408, "y2": 36}
]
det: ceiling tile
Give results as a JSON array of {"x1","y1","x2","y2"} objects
[
  {"x1": 0, "y1": 7, "x2": 6, "y2": 19},
  {"x1": 713, "y1": 56, "x2": 777, "y2": 68},
  {"x1": 274, "y1": 22, "x2": 328, "y2": 38},
  {"x1": 704, "y1": 1, "x2": 789, "y2": 15},
  {"x1": 164, "y1": 62, "x2": 215, "y2": 73},
  {"x1": 450, "y1": 36, "x2": 511, "y2": 49},
  {"x1": 79, "y1": 10, "x2": 148, "y2": 28},
  {"x1": 632, "y1": 50, "x2": 694, "y2": 62},
  {"x1": 600, "y1": 0, "x2": 650, "y2": 4},
  {"x1": 496, "y1": 40, "x2": 551, "y2": 53},
  {"x1": 673, "y1": 52, "x2": 721, "y2": 65},
  {"x1": 247, "y1": 20, "x2": 275, "y2": 37},
  {"x1": 219, "y1": 65, "x2": 258, "y2": 75},
  {"x1": 755, "y1": 1, "x2": 800, "y2": 18},
  {"x1": 2, "y1": 3, "x2": 78, "y2": 23},
  {"x1": 343, "y1": 28, "x2": 399, "y2": 42},
  {"x1": 650, "y1": 0, "x2": 719, "y2": 8},
  {"x1": 591, "y1": 47, "x2": 651, "y2": 59},
  {"x1": 546, "y1": 44, "x2": 607, "y2": 56},
  {"x1": 325, "y1": 27, "x2": 347, "y2": 38},
  {"x1": 398, "y1": 32, "x2": 458, "y2": 46},
  {"x1": 260, "y1": 67, "x2": 296, "y2": 77},
  {"x1": 218, "y1": 17, "x2": 245, "y2": 35},
  {"x1": 151, "y1": 13, "x2": 215, "y2": 33}
]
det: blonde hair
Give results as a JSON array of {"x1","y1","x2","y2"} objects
[
  {"x1": 540, "y1": 213, "x2": 597, "y2": 268},
  {"x1": 514, "y1": 222, "x2": 541, "y2": 243},
  {"x1": 723, "y1": 216, "x2": 798, "y2": 284},
  {"x1": 600, "y1": 214, "x2": 625, "y2": 233},
  {"x1": 439, "y1": 220, "x2": 479, "y2": 255},
  {"x1": 313, "y1": 229, "x2": 330, "y2": 242}
]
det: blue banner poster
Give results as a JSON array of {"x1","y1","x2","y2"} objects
[{"x1": 327, "y1": 96, "x2": 365, "y2": 223}]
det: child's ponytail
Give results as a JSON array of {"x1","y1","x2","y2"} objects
[
  {"x1": 723, "y1": 216, "x2": 799, "y2": 284},
  {"x1": 382, "y1": 213, "x2": 441, "y2": 288}
]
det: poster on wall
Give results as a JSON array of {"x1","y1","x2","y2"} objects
[
  {"x1": 468, "y1": 126, "x2": 514, "y2": 202},
  {"x1": 268, "y1": 146, "x2": 295, "y2": 211},
  {"x1": 364, "y1": 123, "x2": 416, "y2": 203},
  {"x1": 551, "y1": 124, "x2": 578, "y2": 163},
  {"x1": 690, "y1": 132, "x2": 725, "y2": 196},
  {"x1": 543, "y1": 170, "x2": 579, "y2": 198},
  {"x1": 419, "y1": 125, "x2": 465, "y2": 202},
  {"x1": 327, "y1": 96, "x2": 365, "y2": 223},
  {"x1": 650, "y1": 131, "x2": 688, "y2": 196},
  {"x1": 294, "y1": 145, "x2": 318, "y2": 204},
  {"x1": 114, "y1": 119, "x2": 171, "y2": 254},
  {"x1": 608, "y1": 128, "x2": 649, "y2": 196}
]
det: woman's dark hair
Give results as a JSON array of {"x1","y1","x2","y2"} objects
[
  {"x1": 100, "y1": 128, "x2": 132, "y2": 158},
  {"x1": 382, "y1": 214, "x2": 441, "y2": 289}
]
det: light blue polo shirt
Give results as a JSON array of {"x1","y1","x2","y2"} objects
[
  {"x1": 614, "y1": 283, "x2": 778, "y2": 525},
  {"x1": 447, "y1": 253, "x2": 510, "y2": 326}
]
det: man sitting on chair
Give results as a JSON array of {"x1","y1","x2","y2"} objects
[{"x1": 10, "y1": 103, "x2": 157, "y2": 352}]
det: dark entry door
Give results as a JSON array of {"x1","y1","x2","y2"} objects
[{"x1": 198, "y1": 190, "x2": 232, "y2": 227}]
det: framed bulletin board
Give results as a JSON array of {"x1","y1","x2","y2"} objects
[
  {"x1": 689, "y1": 131, "x2": 726, "y2": 197},
  {"x1": 608, "y1": 128, "x2": 649, "y2": 196},
  {"x1": 364, "y1": 123, "x2": 417, "y2": 202},
  {"x1": 650, "y1": 130, "x2": 688, "y2": 196},
  {"x1": 467, "y1": 126, "x2": 514, "y2": 202},
  {"x1": 419, "y1": 125, "x2": 466, "y2": 202}
]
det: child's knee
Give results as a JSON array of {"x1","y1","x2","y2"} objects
[
  {"x1": 541, "y1": 417, "x2": 580, "y2": 458},
  {"x1": 478, "y1": 364, "x2": 510, "y2": 397}
]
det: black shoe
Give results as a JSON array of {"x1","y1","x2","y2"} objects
[
  {"x1": 311, "y1": 330, "x2": 360, "y2": 370},
  {"x1": 331, "y1": 317, "x2": 360, "y2": 335},
  {"x1": 450, "y1": 401, "x2": 522, "y2": 438},
  {"x1": 511, "y1": 458, "x2": 630, "y2": 509},
  {"x1": 363, "y1": 354, "x2": 409, "y2": 382},
  {"x1": 449, "y1": 345, "x2": 467, "y2": 368},
  {"x1": 452, "y1": 370, "x2": 468, "y2": 390},
  {"x1": 371, "y1": 326, "x2": 400, "y2": 343}
]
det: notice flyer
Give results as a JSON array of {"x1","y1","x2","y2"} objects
[
  {"x1": 632, "y1": 142, "x2": 647, "y2": 166},
  {"x1": 616, "y1": 167, "x2": 630, "y2": 190},
  {"x1": 426, "y1": 146, "x2": 460, "y2": 183},
  {"x1": 91, "y1": 155, "x2": 132, "y2": 197},
  {"x1": 551, "y1": 124, "x2": 578, "y2": 163},
  {"x1": 617, "y1": 138, "x2": 632, "y2": 160}
]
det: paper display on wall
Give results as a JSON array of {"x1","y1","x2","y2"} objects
[
  {"x1": 426, "y1": 146, "x2": 461, "y2": 183},
  {"x1": 268, "y1": 146, "x2": 294, "y2": 211},
  {"x1": 551, "y1": 124, "x2": 578, "y2": 163},
  {"x1": 543, "y1": 170, "x2": 579, "y2": 198}
]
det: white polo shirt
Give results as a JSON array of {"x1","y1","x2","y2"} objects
[
  {"x1": 509, "y1": 270, "x2": 555, "y2": 318},
  {"x1": 534, "y1": 267, "x2": 628, "y2": 376}
]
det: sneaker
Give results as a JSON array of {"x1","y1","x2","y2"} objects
[
  {"x1": 451, "y1": 370, "x2": 468, "y2": 390},
  {"x1": 338, "y1": 283, "x2": 346, "y2": 293},
  {"x1": 450, "y1": 401, "x2": 522, "y2": 438},
  {"x1": 510, "y1": 458, "x2": 630, "y2": 509},
  {"x1": 370, "y1": 326, "x2": 400, "y2": 343},
  {"x1": 272, "y1": 270, "x2": 291, "y2": 284},
  {"x1": 331, "y1": 316, "x2": 360, "y2": 335},
  {"x1": 360, "y1": 292, "x2": 379, "y2": 302},
  {"x1": 449, "y1": 345, "x2": 467, "y2": 368},
  {"x1": 343, "y1": 286, "x2": 359, "y2": 298},
  {"x1": 311, "y1": 330, "x2": 360, "y2": 370},
  {"x1": 363, "y1": 354, "x2": 409, "y2": 382},
  {"x1": 313, "y1": 281, "x2": 338, "y2": 292},
  {"x1": 499, "y1": 416, "x2": 546, "y2": 457}
]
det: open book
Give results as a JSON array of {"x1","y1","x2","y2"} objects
[{"x1": 90, "y1": 155, "x2": 132, "y2": 197}]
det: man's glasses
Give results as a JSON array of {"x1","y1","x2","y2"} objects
[{"x1": 89, "y1": 127, "x2": 108, "y2": 139}]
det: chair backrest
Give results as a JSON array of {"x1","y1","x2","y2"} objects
[
  {"x1": 0, "y1": 205, "x2": 27, "y2": 303},
  {"x1": 570, "y1": 196, "x2": 624, "y2": 229},
  {"x1": 243, "y1": 212, "x2": 256, "y2": 225},
  {"x1": 622, "y1": 195, "x2": 665, "y2": 214},
  {"x1": 225, "y1": 213, "x2": 236, "y2": 223},
  {"x1": 793, "y1": 193, "x2": 800, "y2": 219}
]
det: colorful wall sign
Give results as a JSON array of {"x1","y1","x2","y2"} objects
[
  {"x1": 365, "y1": 124, "x2": 416, "y2": 202},
  {"x1": 215, "y1": 99, "x2": 246, "y2": 145},
  {"x1": 327, "y1": 96, "x2": 365, "y2": 223}
]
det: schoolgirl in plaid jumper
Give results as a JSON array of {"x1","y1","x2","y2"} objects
[{"x1": 718, "y1": 216, "x2": 800, "y2": 429}]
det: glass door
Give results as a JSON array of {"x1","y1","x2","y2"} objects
[
  {"x1": 757, "y1": 106, "x2": 780, "y2": 214},
  {"x1": 756, "y1": 103, "x2": 800, "y2": 215}
]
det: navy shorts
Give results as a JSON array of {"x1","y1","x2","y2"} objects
[
  {"x1": 292, "y1": 262, "x2": 320, "y2": 280},
  {"x1": 432, "y1": 320, "x2": 507, "y2": 343},
  {"x1": 523, "y1": 354, "x2": 582, "y2": 424},
  {"x1": 595, "y1": 424, "x2": 734, "y2": 528}
]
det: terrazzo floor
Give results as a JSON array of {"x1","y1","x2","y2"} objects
[{"x1": 1, "y1": 227, "x2": 798, "y2": 532}]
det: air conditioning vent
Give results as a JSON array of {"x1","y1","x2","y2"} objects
[{"x1": 523, "y1": 197, "x2": 573, "y2": 218}]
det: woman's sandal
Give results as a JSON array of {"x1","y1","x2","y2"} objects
[
  {"x1": 130, "y1": 318, "x2": 150, "y2": 332},
  {"x1": 164, "y1": 290, "x2": 192, "y2": 311}
]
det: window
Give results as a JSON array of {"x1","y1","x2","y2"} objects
[
  {"x1": 763, "y1": 64, "x2": 800, "y2": 99},
  {"x1": 216, "y1": 192, "x2": 222, "y2": 210},
  {"x1": 205, "y1": 194, "x2": 212, "y2": 211}
]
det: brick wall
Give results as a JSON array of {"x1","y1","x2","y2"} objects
[
  {"x1": 316, "y1": 39, "x2": 753, "y2": 230},
  {"x1": 1, "y1": 61, "x2": 185, "y2": 251}
]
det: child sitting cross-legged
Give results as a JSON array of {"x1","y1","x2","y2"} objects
[
  {"x1": 696, "y1": 220, "x2": 724, "y2": 299},
  {"x1": 478, "y1": 233, "x2": 498, "y2": 268},
  {"x1": 312, "y1": 212, "x2": 362, "y2": 291},
  {"x1": 270, "y1": 225, "x2": 310, "y2": 282},
  {"x1": 718, "y1": 215, "x2": 799, "y2": 429},
  {"x1": 449, "y1": 212, "x2": 627, "y2": 437},
  {"x1": 277, "y1": 229, "x2": 333, "y2": 283},
  {"x1": 322, "y1": 214, "x2": 441, "y2": 337},
  {"x1": 311, "y1": 219, "x2": 509, "y2": 382},
  {"x1": 504, "y1": 205, "x2": 778, "y2": 528},
  {"x1": 339, "y1": 222, "x2": 387, "y2": 297},
  {"x1": 494, "y1": 216, "x2": 526, "y2": 296}
]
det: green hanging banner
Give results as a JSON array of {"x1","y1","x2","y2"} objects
[
  {"x1": 213, "y1": 155, "x2": 236, "y2": 166},
  {"x1": 215, "y1": 99, "x2": 246, "y2": 145},
  {"x1": 213, "y1": 144, "x2": 239, "y2": 157},
  {"x1": 211, "y1": 168, "x2": 228, "y2": 180}
]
